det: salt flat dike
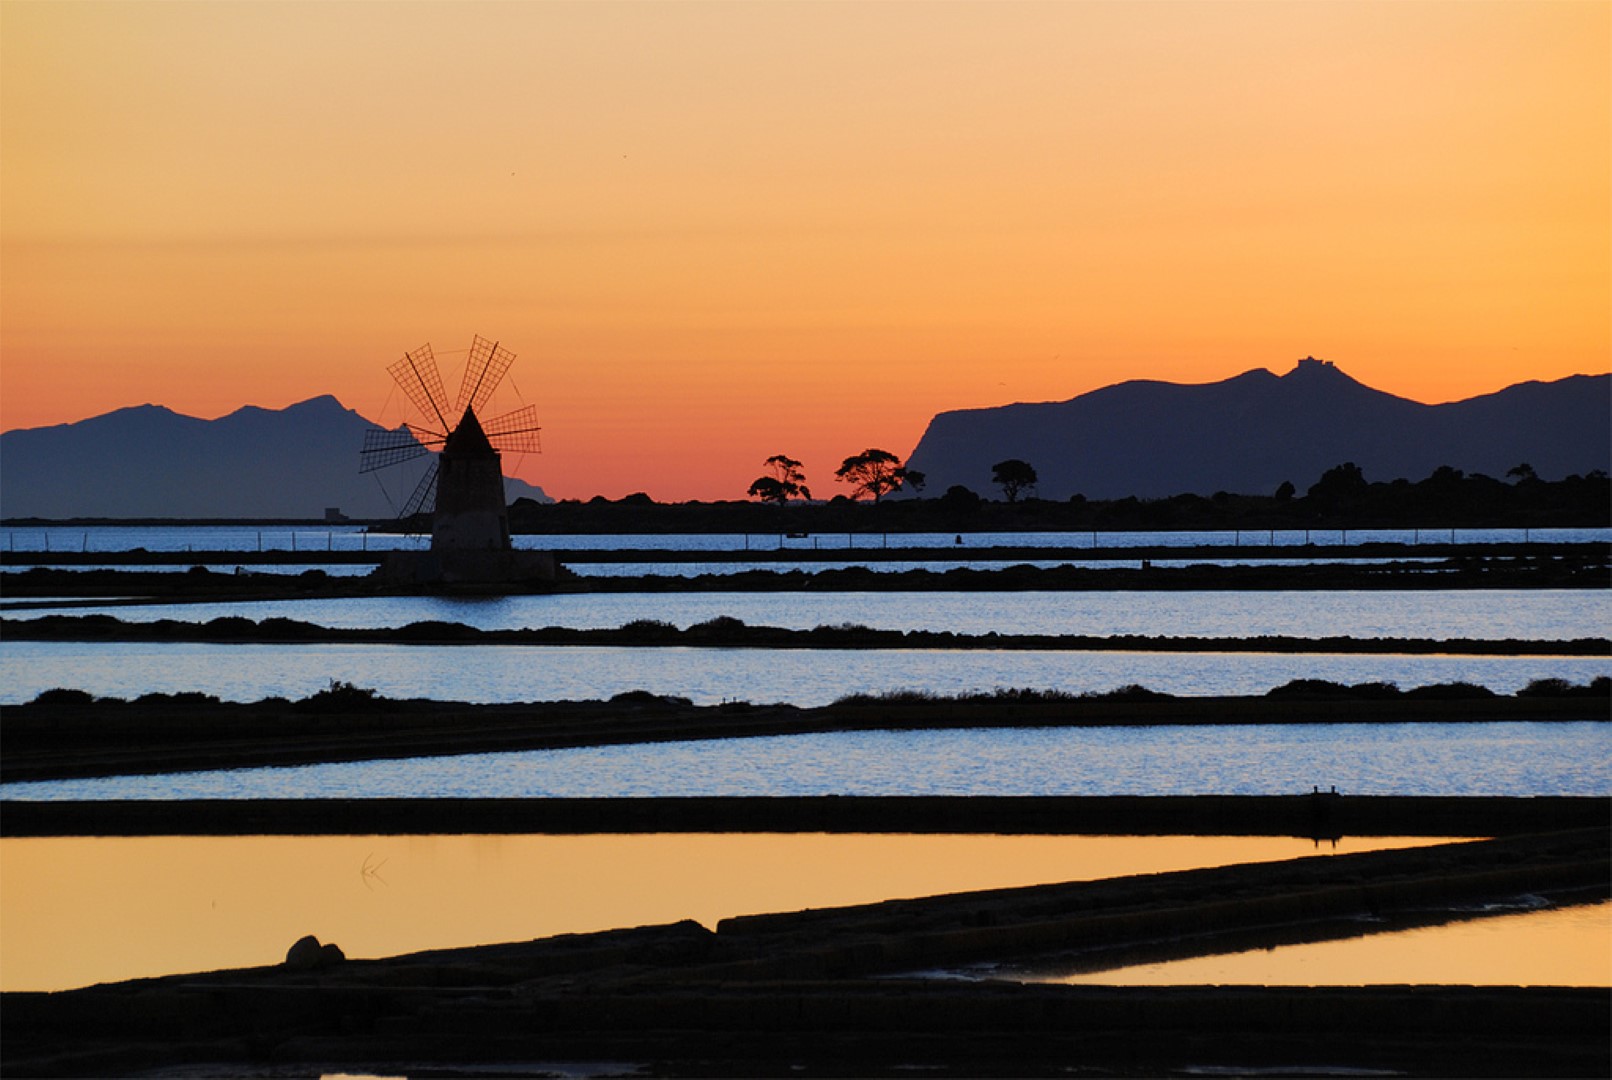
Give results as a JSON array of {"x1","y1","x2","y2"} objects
[
  {"x1": 3, "y1": 541, "x2": 1609, "y2": 599},
  {"x1": 4, "y1": 681, "x2": 1607, "y2": 784},
  {"x1": 5, "y1": 829, "x2": 1608, "y2": 1077},
  {"x1": 5, "y1": 612, "x2": 1607, "y2": 655}
]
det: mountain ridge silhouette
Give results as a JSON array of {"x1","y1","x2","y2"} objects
[
  {"x1": 0, "y1": 395, "x2": 550, "y2": 520},
  {"x1": 903, "y1": 359, "x2": 1609, "y2": 501}
]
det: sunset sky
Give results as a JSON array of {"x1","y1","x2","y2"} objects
[{"x1": 3, "y1": 1, "x2": 1606, "y2": 501}]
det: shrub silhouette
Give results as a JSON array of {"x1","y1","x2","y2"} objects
[
  {"x1": 296, "y1": 680, "x2": 384, "y2": 713},
  {"x1": 1403, "y1": 682, "x2": 1497, "y2": 700},
  {"x1": 1517, "y1": 676, "x2": 1608, "y2": 698},
  {"x1": 31, "y1": 688, "x2": 96, "y2": 706}
]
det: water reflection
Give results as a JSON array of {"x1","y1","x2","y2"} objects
[
  {"x1": 1007, "y1": 899, "x2": 1611, "y2": 987},
  {"x1": 0, "y1": 833, "x2": 1445, "y2": 992},
  {"x1": 6, "y1": 722, "x2": 1608, "y2": 801}
]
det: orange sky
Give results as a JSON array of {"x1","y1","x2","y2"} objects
[{"x1": 2, "y1": 1, "x2": 1606, "y2": 501}]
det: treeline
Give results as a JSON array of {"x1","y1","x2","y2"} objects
[{"x1": 508, "y1": 465, "x2": 1609, "y2": 534}]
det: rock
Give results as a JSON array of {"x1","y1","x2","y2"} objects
[{"x1": 285, "y1": 934, "x2": 344, "y2": 969}]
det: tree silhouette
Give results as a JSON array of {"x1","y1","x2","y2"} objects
[
  {"x1": 1507, "y1": 463, "x2": 1539, "y2": 484},
  {"x1": 1307, "y1": 461, "x2": 1367, "y2": 500},
  {"x1": 835, "y1": 448, "x2": 913, "y2": 503},
  {"x1": 747, "y1": 454, "x2": 811, "y2": 505},
  {"x1": 1428, "y1": 465, "x2": 1465, "y2": 485},
  {"x1": 991, "y1": 459, "x2": 1038, "y2": 502}
]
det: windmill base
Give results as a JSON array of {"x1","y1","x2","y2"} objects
[{"x1": 373, "y1": 549, "x2": 557, "y2": 588}]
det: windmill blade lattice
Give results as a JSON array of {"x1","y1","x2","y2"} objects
[
  {"x1": 387, "y1": 345, "x2": 452, "y2": 431},
  {"x1": 360, "y1": 425, "x2": 444, "y2": 473},
  {"x1": 481, "y1": 404, "x2": 542, "y2": 455},
  {"x1": 400, "y1": 461, "x2": 440, "y2": 521},
  {"x1": 455, "y1": 335, "x2": 516, "y2": 417}
]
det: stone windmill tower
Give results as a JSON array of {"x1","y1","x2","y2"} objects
[
  {"x1": 361, "y1": 335, "x2": 552, "y2": 584},
  {"x1": 430, "y1": 404, "x2": 510, "y2": 551}
]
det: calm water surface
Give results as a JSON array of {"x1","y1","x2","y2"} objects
[
  {"x1": 0, "y1": 833, "x2": 1451, "y2": 992},
  {"x1": 1004, "y1": 899, "x2": 1612, "y2": 987},
  {"x1": 5, "y1": 589, "x2": 1604, "y2": 640},
  {"x1": 2, "y1": 641, "x2": 1607, "y2": 707},
  {"x1": 7, "y1": 722, "x2": 1606, "y2": 801}
]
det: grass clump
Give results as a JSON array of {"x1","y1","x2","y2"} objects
[
  {"x1": 831, "y1": 686, "x2": 1166, "y2": 706},
  {"x1": 832, "y1": 689, "x2": 941, "y2": 706},
  {"x1": 1081, "y1": 683, "x2": 1174, "y2": 702}
]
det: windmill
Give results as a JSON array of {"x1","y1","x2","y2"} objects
[{"x1": 360, "y1": 335, "x2": 541, "y2": 552}]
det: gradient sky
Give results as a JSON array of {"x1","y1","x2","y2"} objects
[{"x1": 3, "y1": 1, "x2": 1606, "y2": 501}]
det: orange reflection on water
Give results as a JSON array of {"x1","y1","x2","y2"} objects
[
  {"x1": 1029, "y1": 900, "x2": 1612, "y2": 987},
  {"x1": 1, "y1": 833, "x2": 1447, "y2": 992}
]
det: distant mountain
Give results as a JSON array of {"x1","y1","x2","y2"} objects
[
  {"x1": 0, "y1": 395, "x2": 550, "y2": 520},
  {"x1": 904, "y1": 359, "x2": 1610, "y2": 500}
]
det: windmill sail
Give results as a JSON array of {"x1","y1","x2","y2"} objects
[
  {"x1": 481, "y1": 404, "x2": 542, "y2": 455},
  {"x1": 400, "y1": 461, "x2": 439, "y2": 520},
  {"x1": 360, "y1": 425, "x2": 442, "y2": 472},
  {"x1": 387, "y1": 345, "x2": 451, "y2": 432},
  {"x1": 455, "y1": 335, "x2": 516, "y2": 417}
]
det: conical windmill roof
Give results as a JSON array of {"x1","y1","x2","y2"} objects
[{"x1": 442, "y1": 407, "x2": 496, "y2": 457}]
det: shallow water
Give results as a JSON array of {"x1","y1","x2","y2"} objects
[
  {"x1": 2, "y1": 640, "x2": 1606, "y2": 708},
  {"x1": 1005, "y1": 899, "x2": 1612, "y2": 987},
  {"x1": 5, "y1": 588, "x2": 1604, "y2": 641},
  {"x1": 7, "y1": 722, "x2": 1606, "y2": 801},
  {"x1": 0, "y1": 833, "x2": 1449, "y2": 992}
]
